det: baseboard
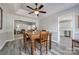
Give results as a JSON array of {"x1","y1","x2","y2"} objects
[
  {"x1": 0, "y1": 39, "x2": 14, "y2": 50},
  {"x1": 0, "y1": 41, "x2": 7, "y2": 50},
  {"x1": 66, "y1": 48, "x2": 72, "y2": 50},
  {"x1": 52, "y1": 40, "x2": 58, "y2": 44}
]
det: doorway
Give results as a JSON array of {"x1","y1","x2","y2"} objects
[
  {"x1": 58, "y1": 14, "x2": 73, "y2": 50},
  {"x1": 14, "y1": 20, "x2": 36, "y2": 40}
]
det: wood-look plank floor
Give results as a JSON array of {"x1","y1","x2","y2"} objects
[{"x1": 0, "y1": 39, "x2": 79, "y2": 55}]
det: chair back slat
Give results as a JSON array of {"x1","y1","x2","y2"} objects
[{"x1": 40, "y1": 31, "x2": 49, "y2": 43}]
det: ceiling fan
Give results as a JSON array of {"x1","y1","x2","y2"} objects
[{"x1": 26, "y1": 3, "x2": 46, "y2": 16}]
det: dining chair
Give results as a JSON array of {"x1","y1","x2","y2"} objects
[
  {"x1": 23, "y1": 31, "x2": 37, "y2": 55},
  {"x1": 36, "y1": 31, "x2": 49, "y2": 54},
  {"x1": 23, "y1": 32, "x2": 32, "y2": 53}
]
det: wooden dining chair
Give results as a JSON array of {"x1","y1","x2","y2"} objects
[
  {"x1": 36, "y1": 31, "x2": 49, "y2": 54},
  {"x1": 23, "y1": 31, "x2": 36, "y2": 55},
  {"x1": 23, "y1": 32, "x2": 31, "y2": 53}
]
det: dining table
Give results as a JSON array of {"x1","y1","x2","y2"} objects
[{"x1": 24, "y1": 31, "x2": 52, "y2": 55}]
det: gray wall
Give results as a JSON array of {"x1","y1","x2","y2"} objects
[
  {"x1": 39, "y1": 5, "x2": 79, "y2": 43},
  {"x1": 0, "y1": 5, "x2": 39, "y2": 49}
]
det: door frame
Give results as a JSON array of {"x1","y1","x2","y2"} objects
[{"x1": 58, "y1": 13, "x2": 73, "y2": 44}]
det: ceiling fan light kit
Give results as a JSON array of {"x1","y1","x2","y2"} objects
[
  {"x1": 34, "y1": 11, "x2": 39, "y2": 14},
  {"x1": 27, "y1": 3, "x2": 46, "y2": 16}
]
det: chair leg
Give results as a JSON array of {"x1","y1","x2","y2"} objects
[
  {"x1": 72, "y1": 41, "x2": 73, "y2": 51},
  {"x1": 23, "y1": 41, "x2": 26, "y2": 53},
  {"x1": 23, "y1": 34, "x2": 25, "y2": 48},
  {"x1": 35, "y1": 41, "x2": 36, "y2": 51},
  {"x1": 46, "y1": 41, "x2": 48, "y2": 54},
  {"x1": 25, "y1": 47, "x2": 26, "y2": 53},
  {"x1": 40, "y1": 44, "x2": 42, "y2": 55},
  {"x1": 24, "y1": 41, "x2": 27, "y2": 53},
  {"x1": 31, "y1": 41, "x2": 33, "y2": 55},
  {"x1": 46, "y1": 46, "x2": 47, "y2": 54}
]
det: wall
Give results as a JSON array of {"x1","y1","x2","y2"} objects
[
  {"x1": 60, "y1": 20, "x2": 72, "y2": 36},
  {"x1": 39, "y1": 5, "x2": 79, "y2": 43},
  {"x1": 59, "y1": 14, "x2": 72, "y2": 37},
  {"x1": 73, "y1": 6, "x2": 79, "y2": 39},
  {"x1": 0, "y1": 10, "x2": 38, "y2": 50},
  {"x1": 39, "y1": 13, "x2": 59, "y2": 42},
  {"x1": 58, "y1": 14, "x2": 73, "y2": 49}
]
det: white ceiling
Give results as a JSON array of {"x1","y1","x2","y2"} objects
[{"x1": 0, "y1": 3, "x2": 78, "y2": 19}]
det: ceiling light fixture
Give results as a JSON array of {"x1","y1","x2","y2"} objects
[
  {"x1": 27, "y1": 3, "x2": 46, "y2": 16},
  {"x1": 34, "y1": 11, "x2": 39, "y2": 14}
]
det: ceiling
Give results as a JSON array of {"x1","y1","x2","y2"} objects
[{"x1": 0, "y1": 3, "x2": 78, "y2": 19}]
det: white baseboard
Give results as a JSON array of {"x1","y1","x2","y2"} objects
[
  {"x1": 66, "y1": 48, "x2": 72, "y2": 50},
  {"x1": 52, "y1": 40, "x2": 58, "y2": 43},
  {"x1": 0, "y1": 41, "x2": 7, "y2": 50},
  {"x1": 0, "y1": 39, "x2": 14, "y2": 50}
]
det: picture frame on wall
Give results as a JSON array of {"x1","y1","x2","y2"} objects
[{"x1": 0, "y1": 8, "x2": 3, "y2": 29}]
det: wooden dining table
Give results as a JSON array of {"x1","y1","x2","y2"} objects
[{"x1": 24, "y1": 31, "x2": 52, "y2": 55}]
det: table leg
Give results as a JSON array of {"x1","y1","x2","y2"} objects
[
  {"x1": 23, "y1": 33, "x2": 26, "y2": 53},
  {"x1": 46, "y1": 41, "x2": 48, "y2": 54},
  {"x1": 40, "y1": 44, "x2": 42, "y2": 55},
  {"x1": 49, "y1": 33, "x2": 51, "y2": 50},
  {"x1": 31, "y1": 40, "x2": 35, "y2": 55}
]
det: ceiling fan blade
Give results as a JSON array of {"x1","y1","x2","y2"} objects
[
  {"x1": 39, "y1": 5, "x2": 43, "y2": 9},
  {"x1": 35, "y1": 3, "x2": 38, "y2": 10},
  {"x1": 27, "y1": 6, "x2": 34, "y2": 10},
  {"x1": 39, "y1": 11, "x2": 46, "y2": 13},
  {"x1": 28, "y1": 11, "x2": 34, "y2": 14},
  {"x1": 35, "y1": 3, "x2": 38, "y2": 7}
]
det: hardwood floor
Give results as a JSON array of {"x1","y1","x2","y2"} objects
[{"x1": 0, "y1": 39, "x2": 79, "y2": 55}]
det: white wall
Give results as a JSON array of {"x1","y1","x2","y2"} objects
[
  {"x1": 73, "y1": 6, "x2": 79, "y2": 39},
  {"x1": 60, "y1": 21, "x2": 72, "y2": 36},
  {"x1": 59, "y1": 14, "x2": 72, "y2": 37},
  {"x1": 58, "y1": 14, "x2": 73, "y2": 49},
  {"x1": 39, "y1": 13, "x2": 59, "y2": 42},
  {"x1": 0, "y1": 8, "x2": 39, "y2": 49},
  {"x1": 39, "y1": 5, "x2": 79, "y2": 43}
]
